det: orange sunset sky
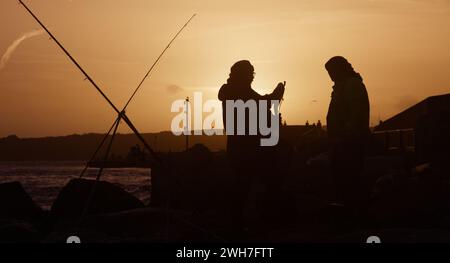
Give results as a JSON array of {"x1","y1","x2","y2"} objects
[{"x1": 0, "y1": 0, "x2": 449, "y2": 137}]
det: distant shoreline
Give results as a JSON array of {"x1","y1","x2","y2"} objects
[{"x1": 0, "y1": 131, "x2": 227, "y2": 161}]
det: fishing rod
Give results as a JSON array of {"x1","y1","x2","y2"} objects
[
  {"x1": 81, "y1": 18, "x2": 198, "y2": 214},
  {"x1": 123, "y1": 13, "x2": 196, "y2": 110},
  {"x1": 18, "y1": 0, "x2": 157, "y2": 160},
  {"x1": 18, "y1": 0, "x2": 119, "y2": 114},
  {"x1": 81, "y1": 13, "x2": 196, "y2": 172},
  {"x1": 77, "y1": 13, "x2": 196, "y2": 178},
  {"x1": 18, "y1": 0, "x2": 194, "y2": 165}
]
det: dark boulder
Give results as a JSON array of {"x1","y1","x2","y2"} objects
[
  {"x1": 0, "y1": 182, "x2": 44, "y2": 222},
  {"x1": 51, "y1": 178, "x2": 144, "y2": 221},
  {"x1": 151, "y1": 144, "x2": 229, "y2": 211}
]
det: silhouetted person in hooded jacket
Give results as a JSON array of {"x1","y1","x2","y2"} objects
[
  {"x1": 325, "y1": 56, "x2": 370, "y2": 211},
  {"x1": 218, "y1": 60, "x2": 285, "y2": 229}
]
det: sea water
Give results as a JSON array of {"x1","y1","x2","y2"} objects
[{"x1": 0, "y1": 161, "x2": 151, "y2": 210}]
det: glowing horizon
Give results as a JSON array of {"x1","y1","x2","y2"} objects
[{"x1": 0, "y1": 0, "x2": 449, "y2": 137}]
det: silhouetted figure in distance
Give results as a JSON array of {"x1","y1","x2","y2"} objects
[
  {"x1": 218, "y1": 60, "x2": 285, "y2": 230},
  {"x1": 325, "y1": 56, "x2": 370, "y2": 214}
]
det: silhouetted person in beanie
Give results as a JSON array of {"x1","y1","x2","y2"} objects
[
  {"x1": 218, "y1": 60, "x2": 285, "y2": 230},
  {"x1": 325, "y1": 56, "x2": 370, "y2": 213}
]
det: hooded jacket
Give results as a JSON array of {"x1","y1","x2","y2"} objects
[
  {"x1": 326, "y1": 73, "x2": 370, "y2": 142},
  {"x1": 218, "y1": 82, "x2": 284, "y2": 156}
]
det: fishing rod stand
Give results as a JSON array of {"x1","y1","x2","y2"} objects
[{"x1": 79, "y1": 111, "x2": 125, "y2": 180}]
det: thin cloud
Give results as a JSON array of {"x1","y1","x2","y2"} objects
[{"x1": 0, "y1": 29, "x2": 44, "y2": 72}]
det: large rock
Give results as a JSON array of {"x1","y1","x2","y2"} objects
[
  {"x1": 151, "y1": 144, "x2": 231, "y2": 211},
  {"x1": 51, "y1": 178, "x2": 144, "y2": 221},
  {"x1": 0, "y1": 182, "x2": 44, "y2": 222}
]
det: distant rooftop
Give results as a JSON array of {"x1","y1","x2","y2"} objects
[{"x1": 375, "y1": 93, "x2": 450, "y2": 132}]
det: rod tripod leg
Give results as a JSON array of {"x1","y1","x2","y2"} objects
[
  {"x1": 79, "y1": 118, "x2": 119, "y2": 178},
  {"x1": 95, "y1": 114, "x2": 122, "y2": 181},
  {"x1": 81, "y1": 114, "x2": 122, "y2": 217}
]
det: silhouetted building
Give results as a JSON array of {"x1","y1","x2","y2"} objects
[
  {"x1": 375, "y1": 94, "x2": 450, "y2": 132},
  {"x1": 374, "y1": 94, "x2": 450, "y2": 152}
]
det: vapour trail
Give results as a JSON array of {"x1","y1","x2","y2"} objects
[{"x1": 0, "y1": 29, "x2": 44, "y2": 71}]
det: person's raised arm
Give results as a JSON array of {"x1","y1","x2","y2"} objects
[{"x1": 262, "y1": 81, "x2": 286, "y2": 101}]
